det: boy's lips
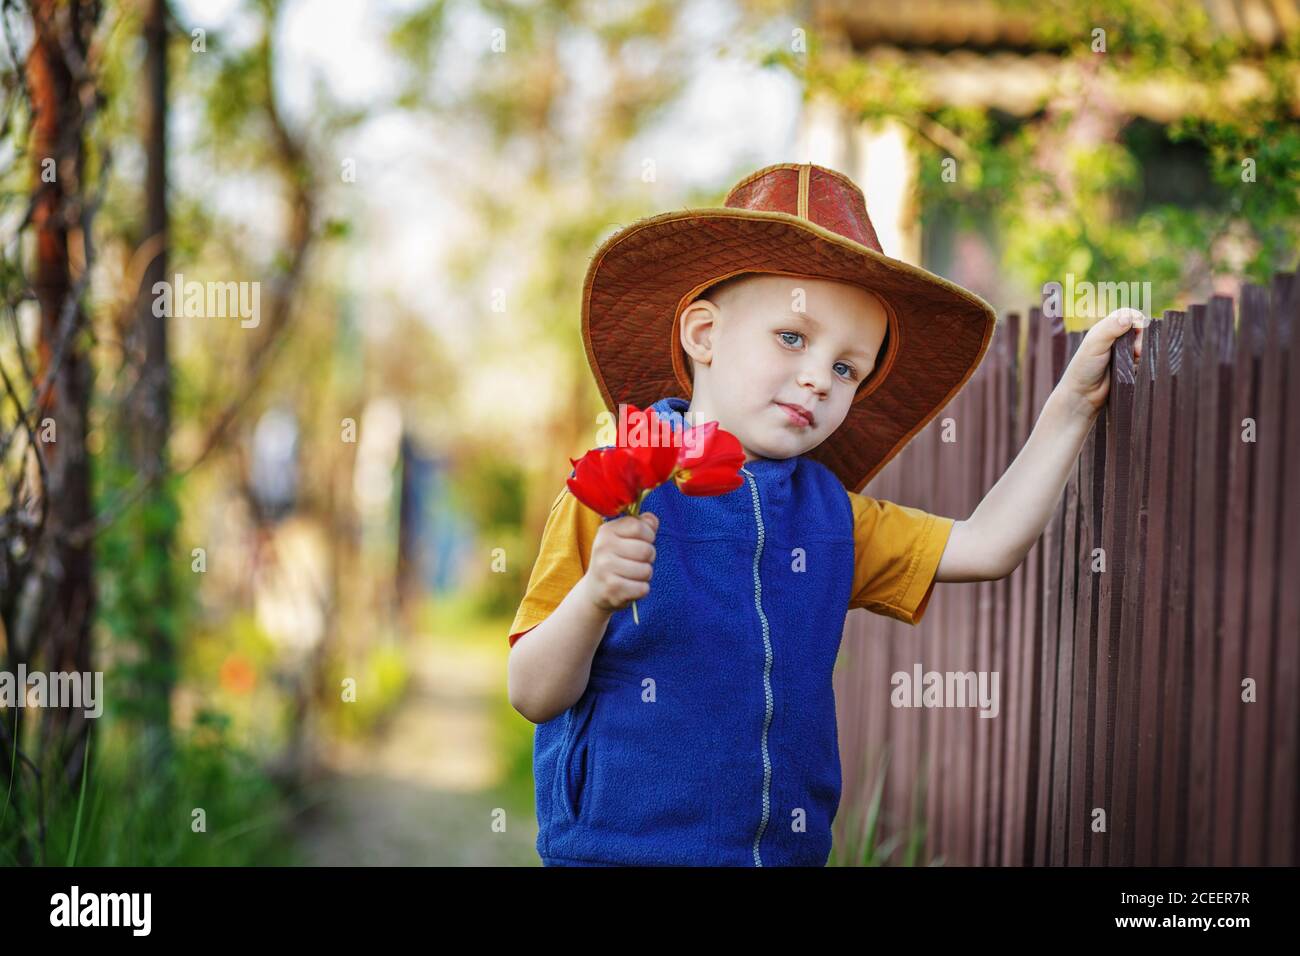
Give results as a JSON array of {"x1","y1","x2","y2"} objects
[{"x1": 775, "y1": 402, "x2": 815, "y2": 428}]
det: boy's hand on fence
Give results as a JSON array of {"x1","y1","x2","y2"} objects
[
  {"x1": 1058, "y1": 307, "x2": 1146, "y2": 418},
  {"x1": 577, "y1": 511, "x2": 658, "y2": 614}
]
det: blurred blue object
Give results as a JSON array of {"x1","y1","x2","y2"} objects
[{"x1": 398, "y1": 435, "x2": 471, "y2": 596}]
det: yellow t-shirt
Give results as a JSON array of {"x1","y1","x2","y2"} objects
[{"x1": 508, "y1": 485, "x2": 954, "y2": 647}]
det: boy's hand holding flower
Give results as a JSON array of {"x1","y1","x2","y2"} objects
[
  {"x1": 566, "y1": 405, "x2": 745, "y2": 623},
  {"x1": 579, "y1": 510, "x2": 659, "y2": 618}
]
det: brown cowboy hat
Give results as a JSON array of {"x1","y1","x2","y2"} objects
[{"x1": 580, "y1": 161, "x2": 997, "y2": 494}]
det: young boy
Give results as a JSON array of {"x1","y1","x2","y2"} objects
[{"x1": 506, "y1": 162, "x2": 1144, "y2": 866}]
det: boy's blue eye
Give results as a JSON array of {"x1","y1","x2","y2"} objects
[{"x1": 778, "y1": 331, "x2": 858, "y2": 380}]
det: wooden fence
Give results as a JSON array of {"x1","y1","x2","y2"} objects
[{"x1": 836, "y1": 271, "x2": 1299, "y2": 866}]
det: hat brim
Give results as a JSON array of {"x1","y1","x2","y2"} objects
[{"x1": 581, "y1": 206, "x2": 997, "y2": 493}]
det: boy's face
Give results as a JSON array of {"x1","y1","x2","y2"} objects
[{"x1": 679, "y1": 273, "x2": 889, "y2": 463}]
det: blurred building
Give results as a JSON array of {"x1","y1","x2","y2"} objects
[{"x1": 800, "y1": 0, "x2": 1300, "y2": 307}]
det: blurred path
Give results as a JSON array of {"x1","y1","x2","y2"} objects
[{"x1": 293, "y1": 636, "x2": 539, "y2": 866}]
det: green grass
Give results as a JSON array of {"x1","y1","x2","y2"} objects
[
  {"x1": 830, "y1": 744, "x2": 940, "y2": 866},
  {"x1": 1, "y1": 711, "x2": 305, "y2": 866}
]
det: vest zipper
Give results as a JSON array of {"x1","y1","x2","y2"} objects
[{"x1": 741, "y1": 466, "x2": 773, "y2": 866}]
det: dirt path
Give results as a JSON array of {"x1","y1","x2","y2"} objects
[{"x1": 293, "y1": 637, "x2": 539, "y2": 866}]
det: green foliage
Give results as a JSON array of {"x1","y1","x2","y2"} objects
[
  {"x1": 320, "y1": 640, "x2": 411, "y2": 739},
  {"x1": 321, "y1": 217, "x2": 352, "y2": 240},
  {"x1": 829, "y1": 746, "x2": 935, "y2": 867},
  {"x1": 780, "y1": 0, "x2": 1300, "y2": 317},
  {"x1": 2, "y1": 713, "x2": 299, "y2": 866},
  {"x1": 198, "y1": 44, "x2": 272, "y2": 161},
  {"x1": 95, "y1": 449, "x2": 187, "y2": 728},
  {"x1": 446, "y1": 457, "x2": 528, "y2": 616},
  {"x1": 1171, "y1": 115, "x2": 1300, "y2": 283},
  {"x1": 452, "y1": 456, "x2": 525, "y2": 531},
  {"x1": 388, "y1": 0, "x2": 449, "y2": 88}
]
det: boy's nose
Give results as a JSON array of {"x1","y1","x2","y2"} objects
[{"x1": 796, "y1": 368, "x2": 830, "y2": 398}]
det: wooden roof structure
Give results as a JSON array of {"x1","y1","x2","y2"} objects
[{"x1": 809, "y1": 0, "x2": 1300, "y2": 119}]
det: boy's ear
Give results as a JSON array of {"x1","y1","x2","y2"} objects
[{"x1": 679, "y1": 299, "x2": 716, "y2": 368}]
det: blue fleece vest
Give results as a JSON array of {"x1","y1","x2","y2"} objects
[{"x1": 534, "y1": 395, "x2": 856, "y2": 866}]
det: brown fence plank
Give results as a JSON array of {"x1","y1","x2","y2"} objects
[
  {"x1": 1268, "y1": 273, "x2": 1299, "y2": 865},
  {"x1": 1053, "y1": 330, "x2": 1084, "y2": 864},
  {"x1": 1134, "y1": 313, "x2": 1178, "y2": 864},
  {"x1": 1110, "y1": 319, "x2": 1151, "y2": 865},
  {"x1": 1001, "y1": 315, "x2": 1019, "y2": 865},
  {"x1": 1161, "y1": 305, "x2": 1201, "y2": 864},
  {"x1": 974, "y1": 320, "x2": 1010, "y2": 865},
  {"x1": 1031, "y1": 309, "x2": 1064, "y2": 865},
  {"x1": 1237, "y1": 283, "x2": 1281, "y2": 864},
  {"x1": 1094, "y1": 319, "x2": 1137, "y2": 865},
  {"x1": 1072, "y1": 327, "x2": 1105, "y2": 866},
  {"x1": 1201, "y1": 295, "x2": 1242, "y2": 863},
  {"x1": 985, "y1": 345, "x2": 1004, "y2": 867},
  {"x1": 994, "y1": 312, "x2": 1022, "y2": 866},
  {"x1": 1015, "y1": 312, "x2": 1040, "y2": 865}
]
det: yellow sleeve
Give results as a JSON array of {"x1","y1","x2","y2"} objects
[
  {"x1": 508, "y1": 485, "x2": 603, "y2": 647},
  {"x1": 846, "y1": 490, "x2": 955, "y2": 625}
]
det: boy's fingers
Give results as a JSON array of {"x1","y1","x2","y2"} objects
[
  {"x1": 610, "y1": 533, "x2": 655, "y2": 561},
  {"x1": 1081, "y1": 308, "x2": 1146, "y2": 359},
  {"x1": 611, "y1": 514, "x2": 655, "y2": 541},
  {"x1": 1107, "y1": 308, "x2": 1146, "y2": 333},
  {"x1": 606, "y1": 554, "x2": 653, "y2": 582},
  {"x1": 1105, "y1": 309, "x2": 1148, "y2": 362}
]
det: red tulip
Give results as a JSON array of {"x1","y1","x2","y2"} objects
[
  {"x1": 623, "y1": 431, "x2": 679, "y2": 490},
  {"x1": 562, "y1": 404, "x2": 747, "y2": 624},
  {"x1": 566, "y1": 405, "x2": 680, "y2": 517},
  {"x1": 674, "y1": 420, "x2": 745, "y2": 496},
  {"x1": 566, "y1": 448, "x2": 639, "y2": 517}
]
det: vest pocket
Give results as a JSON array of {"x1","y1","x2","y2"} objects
[
  {"x1": 555, "y1": 690, "x2": 599, "y2": 823},
  {"x1": 579, "y1": 684, "x2": 722, "y2": 864}
]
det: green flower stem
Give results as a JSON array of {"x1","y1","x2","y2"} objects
[{"x1": 626, "y1": 486, "x2": 654, "y2": 625}]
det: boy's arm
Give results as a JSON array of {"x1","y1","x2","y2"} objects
[
  {"x1": 506, "y1": 487, "x2": 658, "y2": 724},
  {"x1": 507, "y1": 576, "x2": 613, "y2": 725},
  {"x1": 506, "y1": 487, "x2": 607, "y2": 724},
  {"x1": 936, "y1": 308, "x2": 1146, "y2": 584}
]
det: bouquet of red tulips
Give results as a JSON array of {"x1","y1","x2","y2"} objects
[{"x1": 565, "y1": 404, "x2": 746, "y2": 623}]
